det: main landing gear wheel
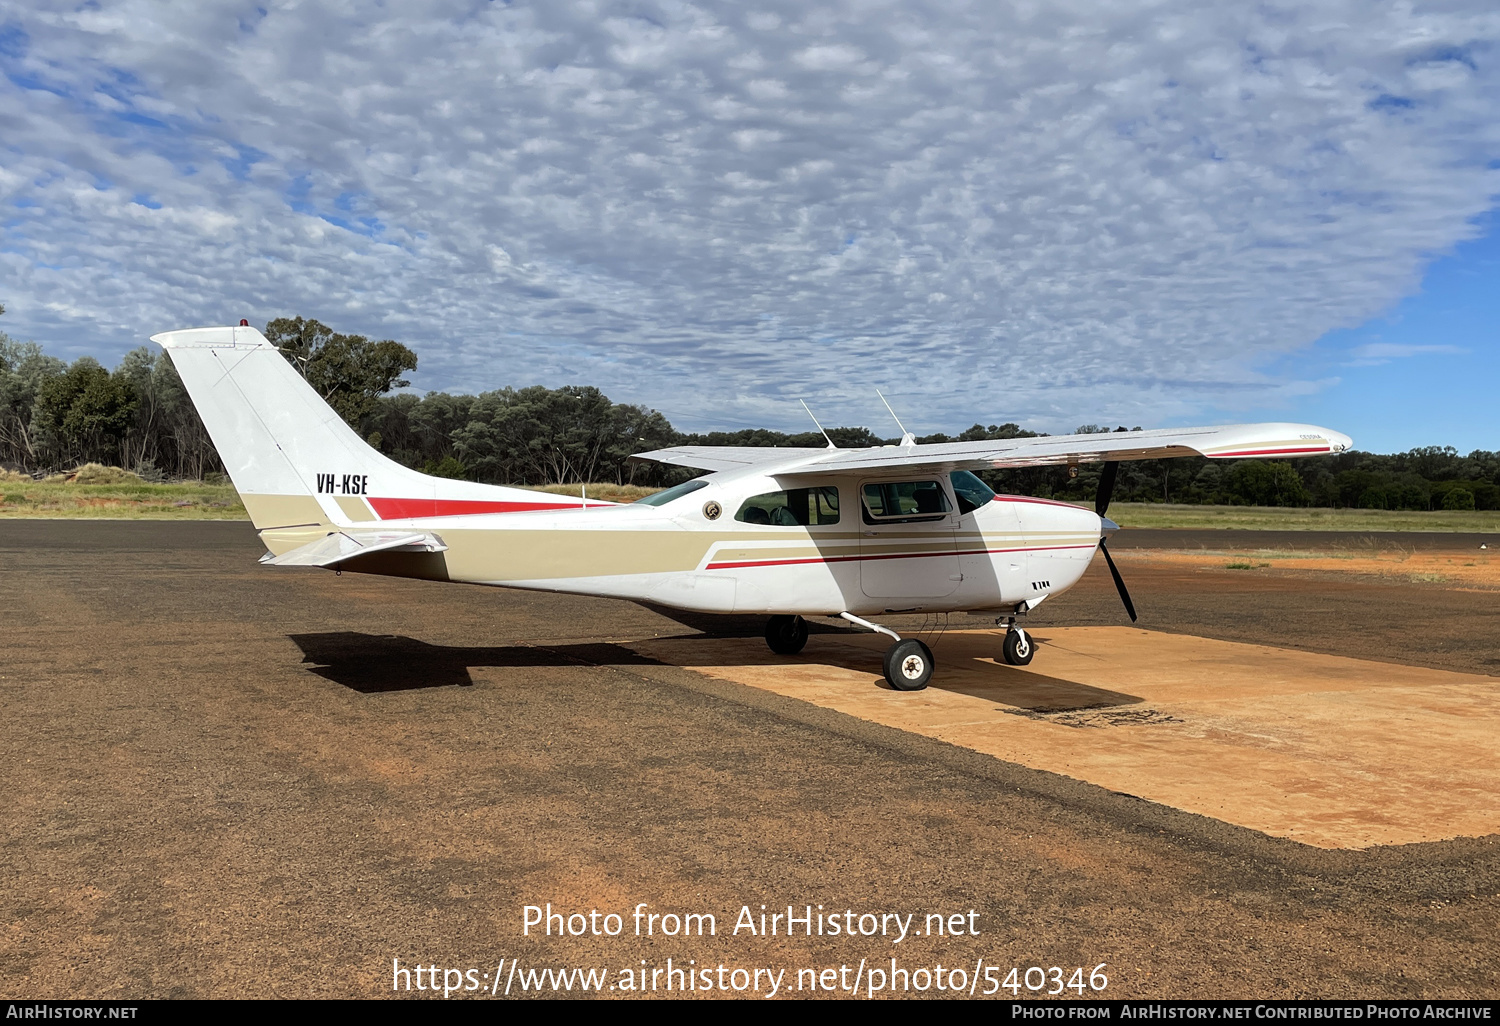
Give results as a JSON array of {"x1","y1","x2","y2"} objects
[
  {"x1": 1002, "y1": 627, "x2": 1035, "y2": 666},
  {"x1": 883, "y1": 639, "x2": 935, "y2": 691},
  {"x1": 765, "y1": 615, "x2": 809, "y2": 655}
]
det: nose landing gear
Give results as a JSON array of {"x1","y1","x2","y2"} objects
[{"x1": 1002, "y1": 625, "x2": 1034, "y2": 666}]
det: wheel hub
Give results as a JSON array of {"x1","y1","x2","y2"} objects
[{"x1": 901, "y1": 655, "x2": 925, "y2": 679}]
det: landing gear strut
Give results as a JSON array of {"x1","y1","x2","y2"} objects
[
  {"x1": 765, "y1": 614, "x2": 809, "y2": 655},
  {"x1": 838, "y1": 611, "x2": 936, "y2": 691}
]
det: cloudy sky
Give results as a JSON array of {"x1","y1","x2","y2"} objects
[{"x1": 2, "y1": 1, "x2": 1497, "y2": 450}]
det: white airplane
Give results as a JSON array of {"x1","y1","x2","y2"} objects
[{"x1": 152, "y1": 324, "x2": 1351, "y2": 691}]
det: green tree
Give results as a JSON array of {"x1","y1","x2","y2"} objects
[
  {"x1": 1441, "y1": 487, "x2": 1476, "y2": 511},
  {"x1": 423, "y1": 455, "x2": 469, "y2": 479},
  {"x1": 0, "y1": 332, "x2": 66, "y2": 471},
  {"x1": 264, "y1": 317, "x2": 417, "y2": 427},
  {"x1": 109, "y1": 347, "x2": 222, "y2": 479},
  {"x1": 1224, "y1": 460, "x2": 1312, "y2": 507},
  {"x1": 33, "y1": 358, "x2": 138, "y2": 467}
]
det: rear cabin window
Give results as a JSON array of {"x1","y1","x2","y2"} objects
[
  {"x1": 861, "y1": 481, "x2": 951, "y2": 524},
  {"x1": 949, "y1": 470, "x2": 996, "y2": 514},
  {"x1": 734, "y1": 486, "x2": 840, "y2": 526}
]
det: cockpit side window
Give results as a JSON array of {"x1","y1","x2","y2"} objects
[
  {"x1": 948, "y1": 470, "x2": 996, "y2": 514},
  {"x1": 734, "y1": 486, "x2": 840, "y2": 526},
  {"x1": 861, "y1": 481, "x2": 952, "y2": 524}
]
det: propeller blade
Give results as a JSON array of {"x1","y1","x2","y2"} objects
[
  {"x1": 1100, "y1": 539, "x2": 1138, "y2": 622},
  {"x1": 1095, "y1": 461, "x2": 1118, "y2": 518}
]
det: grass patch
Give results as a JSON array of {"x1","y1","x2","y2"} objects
[
  {"x1": 1107, "y1": 503, "x2": 1500, "y2": 532},
  {"x1": 0, "y1": 481, "x2": 247, "y2": 520},
  {"x1": 1224, "y1": 561, "x2": 1271, "y2": 570}
]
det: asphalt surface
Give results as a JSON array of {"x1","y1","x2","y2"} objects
[{"x1": 2, "y1": 520, "x2": 1497, "y2": 999}]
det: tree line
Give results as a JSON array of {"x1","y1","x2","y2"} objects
[{"x1": 2, "y1": 309, "x2": 1496, "y2": 510}]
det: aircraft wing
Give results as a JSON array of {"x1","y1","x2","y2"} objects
[
  {"x1": 630, "y1": 445, "x2": 828, "y2": 472},
  {"x1": 791, "y1": 422, "x2": 1352, "y2": 474},
  {"x1": 260, "y1": 530, "x2": 448, "y2": 568},
  {"x1": 633, "y1": 423, "x2": 1351, "y2": 477}
]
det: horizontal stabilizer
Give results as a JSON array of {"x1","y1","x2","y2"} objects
[{"x1": 260, "y1": 530, "x2": 447, "y2": 568}]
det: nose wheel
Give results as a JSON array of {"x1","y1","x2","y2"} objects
[{"x1": 1002, "y1": 626, "x2": 1034, "y2": 665}]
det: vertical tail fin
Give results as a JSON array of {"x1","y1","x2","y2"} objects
[{"x1": 151, "y1": 325, "x2": 607, "y2": 541}]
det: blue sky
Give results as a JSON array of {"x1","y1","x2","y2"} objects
[
  {"x1": 1, "y1": 1, "x2": 1497, "y2": 453},
  {"x1": 1267, "y1": 217, "x2": 1499, "y2": 453}
]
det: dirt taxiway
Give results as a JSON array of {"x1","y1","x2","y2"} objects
[{"x1": 1, "y1": 520, "x2": 1497, "y2": 999}]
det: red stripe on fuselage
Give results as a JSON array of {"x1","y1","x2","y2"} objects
[
  {"x1": 992, "y1": 494, "x2": 1089, "y2": 509},
  {"x1": 367, "y1": 497, "x2": 611, "y2": 519}
]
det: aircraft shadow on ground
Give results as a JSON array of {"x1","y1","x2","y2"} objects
[
  {"x1": 286, "y1": 630, "x2": 1144, "y2": 713},
  {"x1": 637, "y1": 631, "x2": 1146, "y2": 713},
  {"x1": 648, "y1": 611, "x2": 1143, "y2": 712},
  {"x1": 932, "y1": 667, "x2": 1145, "y2": 713},
  {"x1": 286, "y1": 632, "x2": 660, "y2": 693},
  {"x1": 814, "y1": 638, "x2": 1145, "y2": 712}
]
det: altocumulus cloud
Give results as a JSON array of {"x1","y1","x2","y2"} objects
[{"x1": 1, "y1": 0, "x2": 1497, "y2": 431}]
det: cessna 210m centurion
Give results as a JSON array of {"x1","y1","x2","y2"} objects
[{"x1": 152, "y1": 324, "x2": 1351, "y2": 691}]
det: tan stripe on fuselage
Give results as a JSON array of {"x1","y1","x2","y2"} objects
[
  {"x1": 335, "y1": 496, "x2": 378, "y2": 522},
  {"x1": 436, "y1": 527, "x2": 717, "y2": 581},
  {"x1": 242, "y1": 492, "x2": 328, "y2": 530}
]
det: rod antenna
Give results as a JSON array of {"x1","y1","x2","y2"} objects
[
  {"x1": 876, "y1": 390, "x2": 916, "y2": 447},
  {"x1": 800, "y1": 400, "x2": 837, "y2": 449}
]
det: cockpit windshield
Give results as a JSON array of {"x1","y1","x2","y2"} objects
[{"x1": 949, "y1": 470, "x2": 996, "y2": 514}]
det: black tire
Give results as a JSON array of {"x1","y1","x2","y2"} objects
[
  {"x1": 883, "y1": 639, "x2": 934, "y2": 691},
  {"x1": 765, "y1": 615, "x2": 809, "y2": 655},
  {"x1": 1002, "y1": 627, "x2": 1035, "y2": 666}
]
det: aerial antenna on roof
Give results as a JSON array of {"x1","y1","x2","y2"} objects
[
  {"x1": 800, "y1": 400, "x2": 837, "y2": 449},
  {"x1": 876, "y1": 390, "x2": 917, "y2": 447}
]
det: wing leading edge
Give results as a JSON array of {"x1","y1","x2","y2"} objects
[{"x1": 632, "y1": 422, "x2": 1352, "y2": 477}]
